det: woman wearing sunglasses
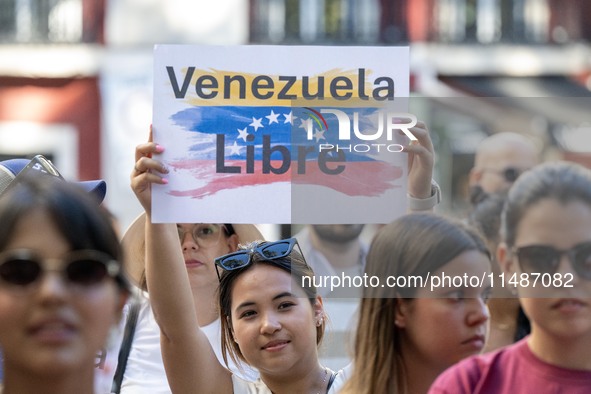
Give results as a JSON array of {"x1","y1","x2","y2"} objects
[
  {"x1": 132, "y1": 157, "x2": 344, "y2": 393},
  {"x1": 430, "y1": 161, "x2": 591, "y2": 393},
  {"x1": 341, "y1": 213, "x2": 492, "y2": 394},
  {"x1": 0, "y1": 175, "x2": 130, "y2": 394},
  {"x1": 131, "y1": 120, "x2": 436, "y2": 392}
]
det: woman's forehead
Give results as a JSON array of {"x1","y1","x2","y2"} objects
[
  {"x1": 516, "y1": 199, "x2": 591, "y2": 244},
  {"x1": 231, "y1": 264, "x2": 304, "y2": 299}
]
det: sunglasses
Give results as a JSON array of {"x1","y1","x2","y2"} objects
[
  {"x1": 0, "y1": 249, "x2": 122, "y2": 288},
  {"x1": 214, "y1": 238, "x2": 301, "y2": 281},
  {"x1": 513, "y1": 241, "x2": 591, "y2": 280},
  {"x1": 482, "y1": 167, "x2": 523, "y2": 183},
  {"x1": 1, "y1": 155, "x2": 64, "y2": 197}
]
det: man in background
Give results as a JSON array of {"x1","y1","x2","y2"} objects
[
  {"x1": 297, "y1": 224, "x2": 367, "y2": 297},
  {"x1": 469, "y1": 132, "x2": 541, "y2": 198}
]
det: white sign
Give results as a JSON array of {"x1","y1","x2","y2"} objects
[{"x1": 152, "y1": 45, "x2": 410, "y2": 224}]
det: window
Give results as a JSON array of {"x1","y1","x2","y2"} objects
[
  {"x1": 0, "y1": 0, "x2": 100, "y2": 43},
  {"x1": 433, "y1": 0, "x2": 551, "y2": 44},
  {"x1": 250, "y1": 0, "x2": 380, "y2": 44}
]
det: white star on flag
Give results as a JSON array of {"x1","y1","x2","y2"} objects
[
  {"x1": 313, "y1": 128, "x2": 326, "y2": 142},
  {"x1": 266, "y1": 110, "x2": 280, "y2": 124},
  {"x1": 299, "y1": 118, "x2": 312, "y2": 131},
  {"x1": 283, "y1": 111, "x2": 296, "y2": 124},
  {"x1": 237, "y1": 127, "x2": 249, "y2": 142},
  {"x1": 250, "y1": 117, "x2": 264, "y2": 131},
  {"x1": 228, "y1": 141, "x2": 243, "y2": 156},
  {"x1": 299, "y1": 118, "x2": 313, "y2": 139}
]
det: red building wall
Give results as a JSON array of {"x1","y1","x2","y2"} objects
[{"x1": 0, "y1": 77, "x2": 101, "y2": 180}]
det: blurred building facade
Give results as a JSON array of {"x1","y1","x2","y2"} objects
[{"x1": 0, "y1": 0, "x2": 590, "y2": 227}]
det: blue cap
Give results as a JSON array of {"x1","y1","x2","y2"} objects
[{"x1": 0, "y1": 157, "x2": 106, "y2": 203}]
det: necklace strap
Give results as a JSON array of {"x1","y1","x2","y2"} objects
[{"x1": 326, "y1": 370, "x2": 338, "y2": 393}]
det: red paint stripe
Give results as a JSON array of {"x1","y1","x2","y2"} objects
[{"x1": 167, "y1": 160, "x2": 402, "y2": 198}]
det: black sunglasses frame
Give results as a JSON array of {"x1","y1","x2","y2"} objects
[
  {"x1": 482, "y1": 167, "x2": 522, "y2": 183},
  {"x1": 513, "y1": 241, "x2": 591, "y2": 280},
  {"x1": 0, "y1": 249, "x2": 122, "y2": 288},
  {"x1": 214, "y1": 238, "x2": 302, "y2": 281}
]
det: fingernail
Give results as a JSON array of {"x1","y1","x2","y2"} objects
[
  {"x1": 155, "y1": 144, "x2": 164, "y2": 153},
  {"x1": 161, "y1": 178, "x2": 168, "y2": 184}
]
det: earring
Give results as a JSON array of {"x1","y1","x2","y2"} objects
[{"x1": 316, "y1": 316, "x2": 324, "y2": 327}]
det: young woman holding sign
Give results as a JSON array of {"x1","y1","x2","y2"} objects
[{"x1": 130, "y1": 120, "x2": 436, "y2": 393}]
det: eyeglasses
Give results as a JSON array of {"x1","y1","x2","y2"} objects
[
  {"x1": 513, "y1": 241, "x2": 591, "y2": 280},
  {"x1": 0, "y1": 249, "x2": 122, "y2": 288},
  {"x1": 482, "y1": 167, "x2": 523, "y2": 183},
  {"x1": 214, "y1": 238, "x2": 301, "y2": 281},
  {"x1": 177, "y1": 224, "x2": 226, "y2": 248},
  {"x1": 1, "y1": 155, "x2": 64, "y2": 197}
]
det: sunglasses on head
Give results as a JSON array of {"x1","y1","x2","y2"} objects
[
  {"x1": 214, "y1": 238, "x2": 302, "y2": 281},
  {"x1": 513, "y1": 241, "x2": 591, "y2": 280},
  {"x1": 1, "y1": 155, "x2": 64, "y2": 197},
  {"x1": 0, "y1": 249, "x2": 122, "y2": 288},
  {"x1": 24, "y1": 155, "x2": 63, "y2": 179}
]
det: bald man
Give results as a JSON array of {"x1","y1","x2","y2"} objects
[{"x1": 469, "y1": 132, "x2": 541, "y2": 195}]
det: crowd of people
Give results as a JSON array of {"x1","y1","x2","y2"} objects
[{"x1": 0, "y1": 123, "x2": 590, "y2": 394}]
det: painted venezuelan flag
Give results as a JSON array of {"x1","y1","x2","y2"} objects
[{"x1": 166, "y1": 106, "x2": 403, "y2": 199}]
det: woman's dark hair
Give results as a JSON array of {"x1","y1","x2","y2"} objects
[
  {"x1": 468, "y1": 191, "x2": 531, "y2": 342},
  {"x1": 218, "y1": 240, "x2": 324, "y2": 369},
  {"x1": 501, "y1": 161, "x2": 591, "y2": 248},
  {"x1": 500, "y1": 162, "x2": 591, "y2": 341},
  {"x1": 468, "y1": 191, "x2": 507, "y2": 249},
  {"x1": 0, "y1": 174, "x2": 129, "y2": 291}
]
